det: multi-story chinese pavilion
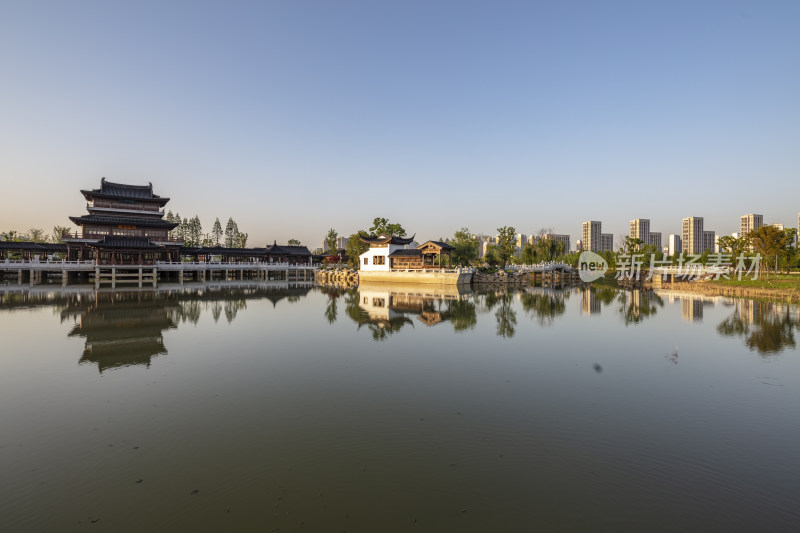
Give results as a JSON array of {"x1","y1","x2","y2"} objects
[{"x1": 63, "y1": 178, "x2": 182, "y2": 264}]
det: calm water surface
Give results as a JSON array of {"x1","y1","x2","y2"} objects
[{"x1": 1, "y1": 282, "x2": 798, "y2": 532}]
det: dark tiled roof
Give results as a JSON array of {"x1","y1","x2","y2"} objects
[
  {"x1": 418, "y1": 240, "x2": 454, "y2": 250},
  {"x1": 0, "y1": 241, "x2": 67, "y2": 252},
  {"x1": 95, "y1": 236, "x2": 162, "y2": 249},
  {"x1": 81, "y1": 178, "x2": 170, "y2": 204},
  {"x1": 388, "y1": 249, "x2": 423, "y2": 257},
  {"x1": 359, "y1": 234, "x2": 416, "y2": 246},
  {"x1": 69, "y1": 214, "x2": 178, "y2": 229},
  {"x1": 265, "y1": 242, "x2": 312, "y2": 256},
  {"x1": 180, "y1": 246, "x2": 266, "y2": 255}
]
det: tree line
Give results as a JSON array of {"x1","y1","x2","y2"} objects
[
  {"x1": 1, "y1": 226, "x2": 72, "y2": 243},
  {"x1": 164, "y1": 212, "x2": 248, "y2": 248}
]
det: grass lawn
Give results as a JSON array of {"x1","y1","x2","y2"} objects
[{"x1": 708, "y1": 273, "x2": 800, "y2": 290}]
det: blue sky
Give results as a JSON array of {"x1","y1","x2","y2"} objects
[{"x1": 1, "y1": 0, "x2": 798, "y2": 248}]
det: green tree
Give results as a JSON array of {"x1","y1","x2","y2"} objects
[
  {"x1": 51, "y1": 225, "x2": 71, "y2": 242},
  {"x1": 369, "y1": 217, "x2": 406, "y2": 237},
  {"x1": 1, "y1": 230, "x2": 20, "y2": 241},
  {"x1": 749, "y1": 226, "x2": 795, "y2": 274},
  {"x1": 212, "y1": 218, "x2": 223, "y2": 245},
  {"x1": 325, "y1": 228, "x2": 339, "y2": 256},
  {"x1": 450, "y1": 227, "x2": 479, "y2": 266},
  {"x1": 495, "y1": 226, "x2": 516, "y2": 268},
  {"x1": 235, "y1": 232, "x2": 248, "y2": 248},
  {"x1": 288, "y1": 239, "x2": 301, "y2": 246},
  {"x1": 520, "y1": 243, "x2": 536, "y2": 265},
  {"x1": 224, "y1": 218, "x2": 238, "y2": 248},
  {"x1": 26, "y1": 228, "x2": 47, "y2": 242},
  {"x1": 346, "y1": 230, "x2": 370, "y2": 269},
  {"x1": 483, "y1": 245, "x2": 500, "y2": 268}
]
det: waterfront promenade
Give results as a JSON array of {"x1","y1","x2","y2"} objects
[{"x1": 0, "y1": 258, "x2": 317, "y2": 288}]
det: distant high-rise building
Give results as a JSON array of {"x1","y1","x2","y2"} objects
[
  {"x1": 647, "y1": 232, "x2": 662, "y2": 250},
  {"x1": 682, "y1": 217, "x2": 704, "y2": 254},
  {"x1": 582, "y1": 221, "x2": 602, "y2": 252},
  {"x1": 771, "y1": 223, "x2": 784, "y2": 231},
  {"x1": 703, "y1": 231, "x2": 716, "y2": 253},
  {"x1": 544, "y1": 233, "x2": 571, "y2": 254},
  {"x1": 667, "y1": 234, "x2": 682, "y2": 256},
  {"x1": 601, "y1": 233, "x2": 614, "y2": 252},
  {"x1": 629, "y1": 218, "x2": 650, "y2": 244},
  {"x1": 740, "y1": 214, "x2": 763, "y2": 240},
  {"x1": 336, "y1": 236, "x2": 349, "y2": 250},
  {"x1": 576, "y1": 239, "x2": 583, "y2": 252}
]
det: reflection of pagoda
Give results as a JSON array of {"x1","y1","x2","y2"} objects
[{"x1": 65, "y1": 292, "x2": 180, "y2": 372}]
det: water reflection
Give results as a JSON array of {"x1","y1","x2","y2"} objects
[
  {"x1": 519, "y1": 288, "x2": 568, "y2": 326},
  {"x1": 617, "y1": 290, "x2": 663, "y2": 326},
  {"x1": 65, "y1": 291, "x2": 180, "y2": 372},
  {"x1": 717, "y1": 299, "x2": 799, "y2": 355},
  {"x1": 347, "y1": 283, "x2": 477, "y2": 340},
  {"x1": 38, "y1": 282, "x2": 312, "y2": 372},
  {"x1": 477, "y1": 290, "x2": 517, "y2": 338}
]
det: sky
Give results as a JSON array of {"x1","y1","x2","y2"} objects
[{"x1": 1, "y1": 0, "x2": 798, "y2": 248}]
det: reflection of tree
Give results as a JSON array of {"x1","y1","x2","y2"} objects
[
  {"x1": 361, "y1": 317, "x2": 414, "y2": 341},
  {"x1": 520, "y1": 292, "x2": 566, "y2": 326},
  {"x1": 593, "y1": 286, "x2": 618, "y2": 306},
  {"x1": 494, "y1": 292, "x2": 517, "y2": 338},
  {"x1": 224, "y1": 299, "x2": 247, "y2": 323},
  {"x1": 617, "y1": 290, "x2": 663, "y2": 326},
  {"x1": 474, "y1": 289, "x2": 517, "y2": 338},
  {"x1": 180, "y1": 300, "x2": 202, "y2": 324},
  {"x1": 717, "y1": 301, "x2": 797, "y2": 355},
  {"x1": 324, "y1": 297, "x2": 338, "y2": 324},
  {"x1": 211, "y1": 301, "x2": 222, "y2": 323},
  {"x1": 447, "y1": 299, "x2": 477, "y2": 331}
]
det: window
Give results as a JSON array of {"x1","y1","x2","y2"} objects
[
  {"x1": 374, "y1": 256, "x2": 385, "y2": 265},
  {"x1": 364, "y1": 257, "x2": 368, "y2": 265}
]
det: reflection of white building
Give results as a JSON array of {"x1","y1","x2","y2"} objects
[
  {"x1": 581, "y1": 290, "x2": 600, "y2": 315},
  {"x1": 357, "y1": 284, "x2": 471, "y2": 328},
  {"x1": 681, "y1": 298, "x2": 704, "y2": 322}
]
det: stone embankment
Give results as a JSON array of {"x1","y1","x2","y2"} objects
[{"x1": 472, "y1": 270, "x2": 528, "y2": 285}]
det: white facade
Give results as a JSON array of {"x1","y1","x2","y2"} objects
[
  {"x1": 667, "y1": 234, "x2": 682, "y2": 256},
  {"x1": 359, "y1": 243, "x2": 406, "y2": 272}
]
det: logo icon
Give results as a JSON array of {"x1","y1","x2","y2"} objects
[{"x1": 578, "y1": 251, "x2": 608, "y2": 282}]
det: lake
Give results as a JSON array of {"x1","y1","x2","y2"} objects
[{"x1": 1, "y1": 282, "x2": 798, "y2": 532}]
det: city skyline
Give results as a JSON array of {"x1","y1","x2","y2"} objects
[{"x1": 2, "y1": 1, "x2": 798, "y2": 246}]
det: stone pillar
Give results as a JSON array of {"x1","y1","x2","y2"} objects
[{"x1": 62, "y1": 269, "x2": 68, "y2": 287}]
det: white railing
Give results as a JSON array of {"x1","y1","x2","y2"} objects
[
  {"x1": 508, "y1": 262, "x2": 572, "y2": 272},
  {"x1": 1, "y1": 259, "x2": 317, "y2": 270},
  {"x1": 387, "y1": 267, "x2": 475, "y2": 274},
  {"x1": 0, "y1": 259, "x2": 97, "y2": 270}
]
